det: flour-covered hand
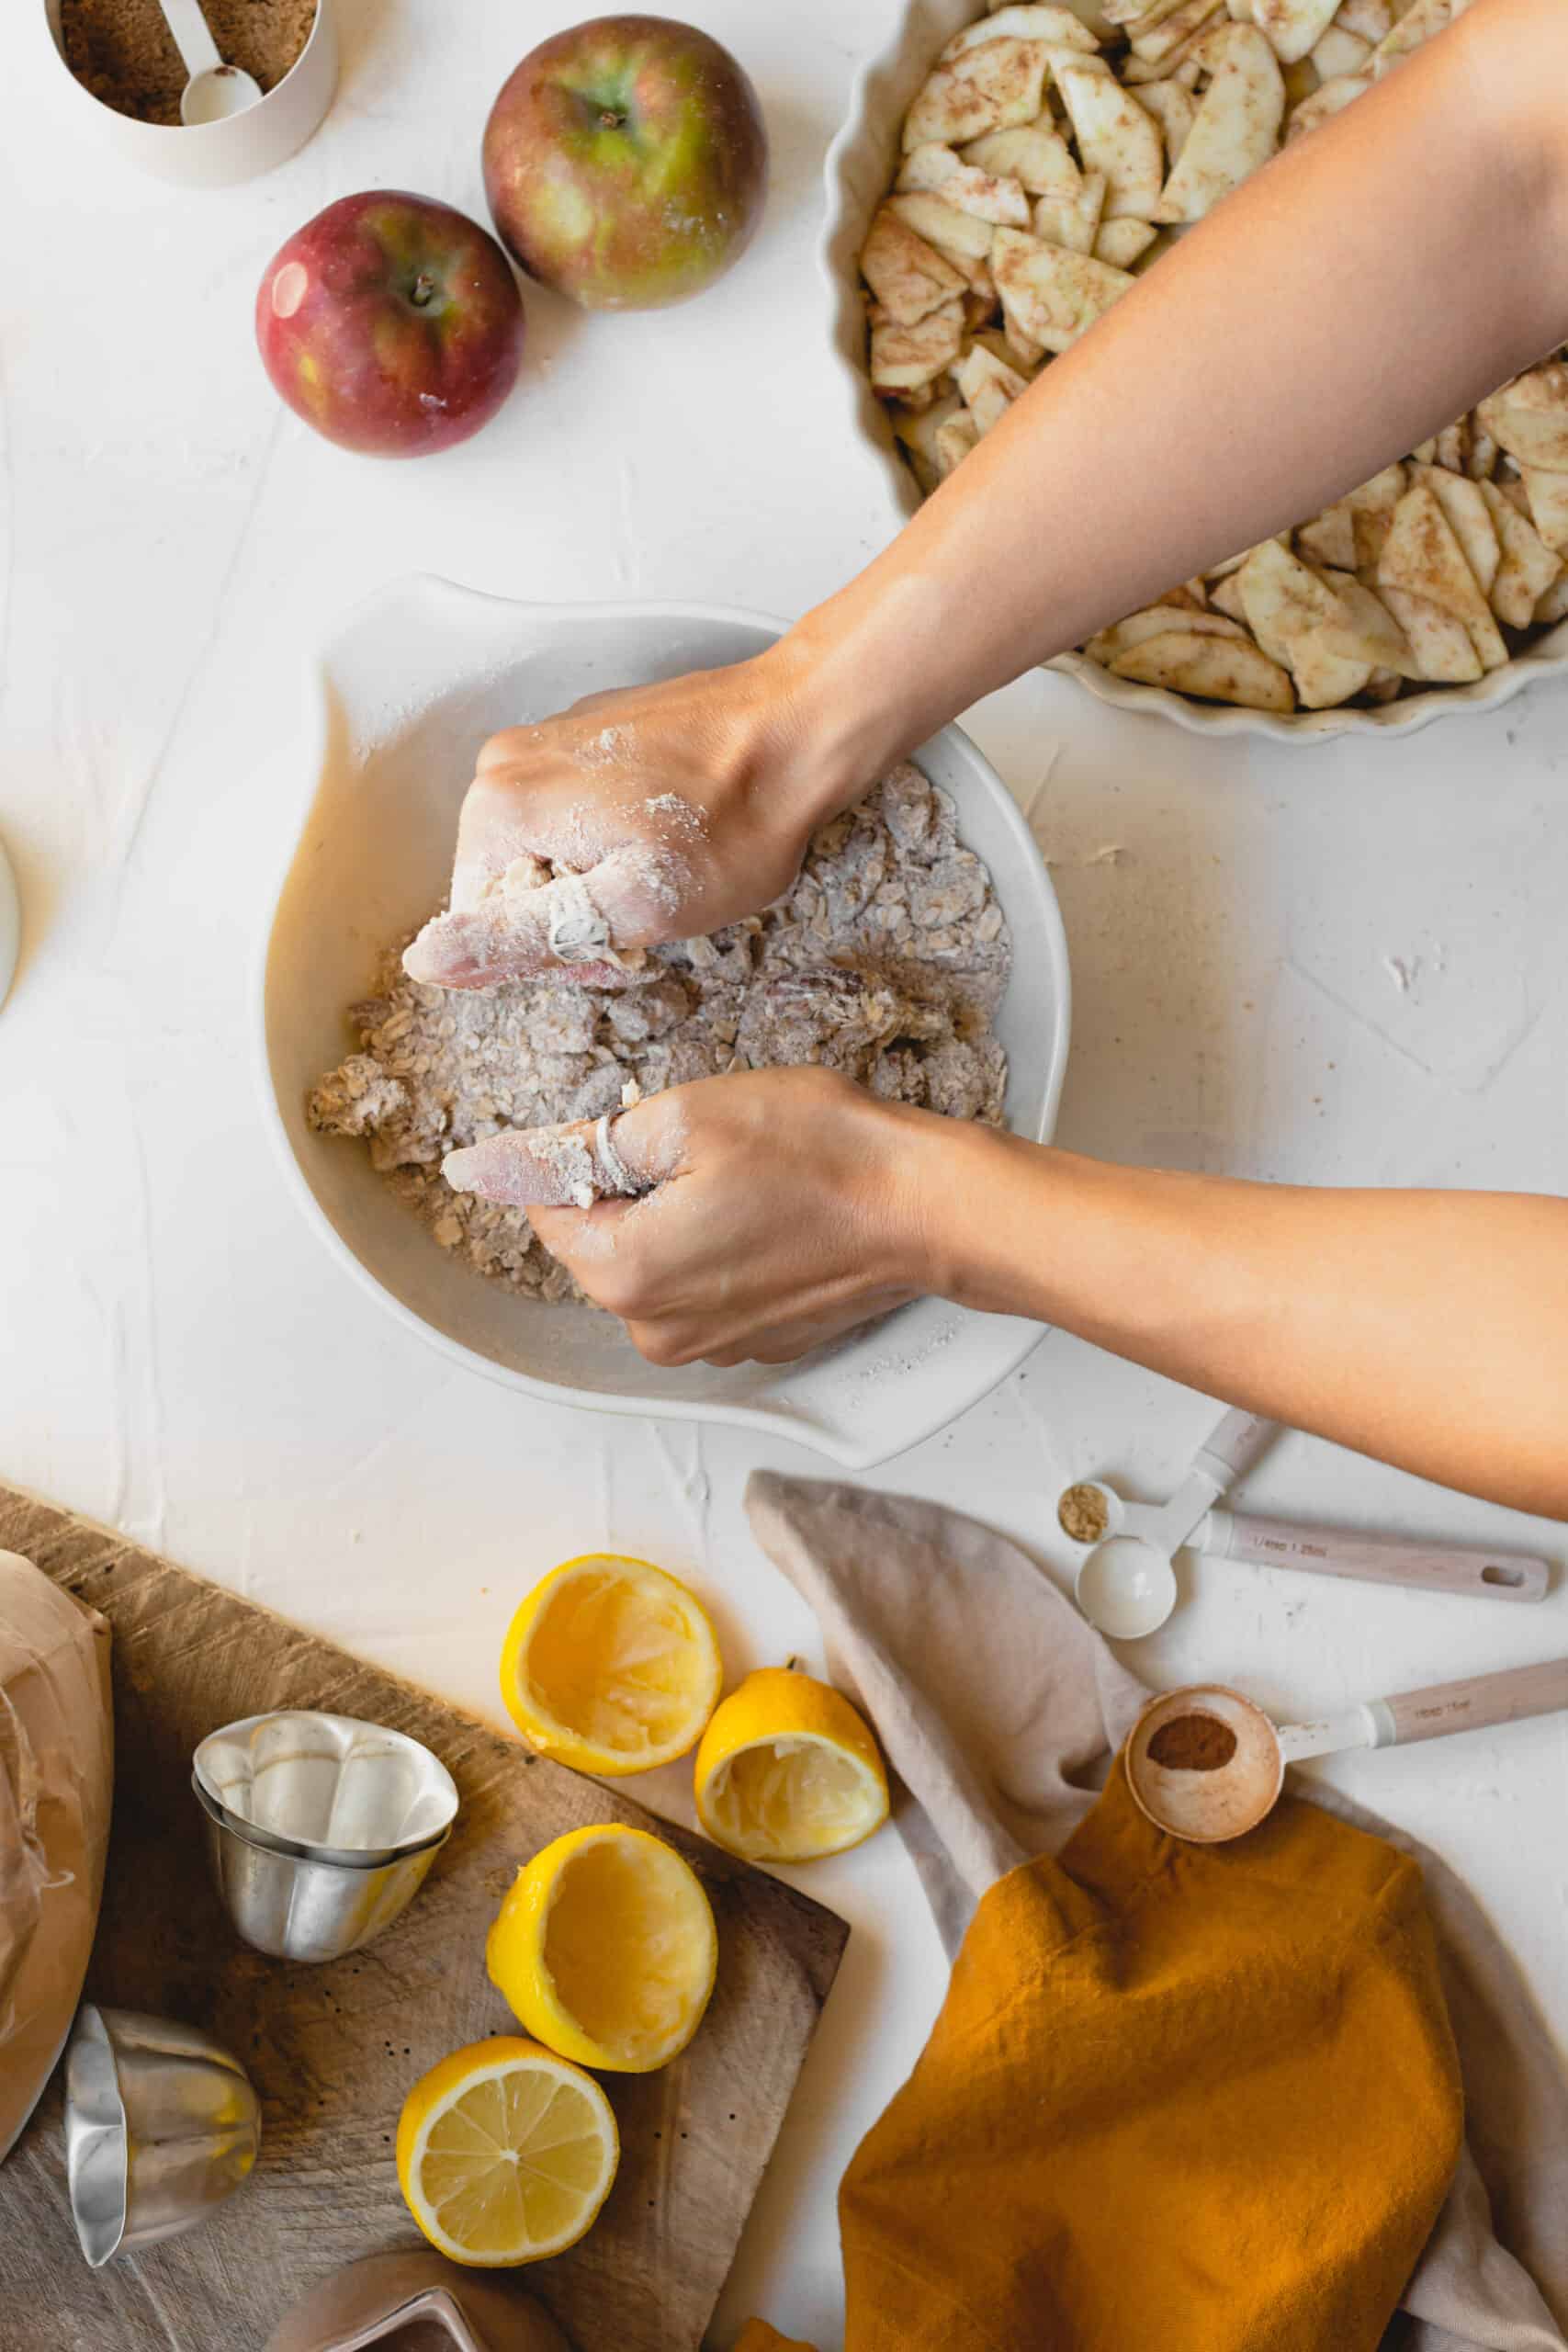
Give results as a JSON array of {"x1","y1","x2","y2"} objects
[
  {"x1": 443, "y1": 1068, "x2": 947, "y2": 1365},
  {"x1": 402, "y1": 653, "x2": 846, "y2": 991}
]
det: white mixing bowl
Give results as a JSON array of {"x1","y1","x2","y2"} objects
[{"x1": 257, "y1": 579, "x2": 1071, "y2": 1469}]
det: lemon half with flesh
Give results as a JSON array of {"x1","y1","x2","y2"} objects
[
  {"x1": 397, "y1": 2037, "x2": 618, "y2": 2267},
  {"x1": 694, "y1": 1667, "x2": 890, "y2": 1864},
  {"x1": 501, "y1": 1554, "x2": 723, "y2": 1776},
  {"x1": 488, "y1": 1823, "x2": 718, "y2": 2074}
]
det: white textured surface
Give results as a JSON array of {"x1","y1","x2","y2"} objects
[{"x1": 2, "y1": 3, "x2": 1566, "y2": 2346}]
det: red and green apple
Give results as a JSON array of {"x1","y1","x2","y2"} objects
[
  {"x1": 483, "y1": 15, "x2": 768, "y2": 313},
  {"x1": 255, "y1": 192, "x2": 526, "y2": 458}
]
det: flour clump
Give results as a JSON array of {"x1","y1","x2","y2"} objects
[{"x1": 309, "y1": 763, "x2": 1013, "y2": 1306}]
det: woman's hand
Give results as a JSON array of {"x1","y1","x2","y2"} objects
[
  {"x1": 401, "y1": 650, "x2": 865, "y2": 991},
  {"x1": 443, "y1": 1068, "x2": 945, "y2": 1365}
]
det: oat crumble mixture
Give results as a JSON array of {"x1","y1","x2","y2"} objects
[{"x1": 309, "y1": 763, "x2": 1012, "y2": 1306}]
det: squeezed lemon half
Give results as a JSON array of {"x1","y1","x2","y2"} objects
[
  {"x1": 396, "y1": 2037, "x2": 618, "y2": 2267},
  {"x1": 500, "y1": 1554, "x2": 724, "y2": 1776},
  {"x1": 694, "y1": 1667, "x2": 890, "y2": 1864},
  {"x1": 488, "y1": 1824, "x2": 718, "y2": 2074}
]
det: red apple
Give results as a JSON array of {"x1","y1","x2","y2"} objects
[
  {"x1": 483, "y1": 16, "x2": 767, "y2": 313},
  {"x1": 255, "y1": 192, "x2": 526, "y2": 458}
]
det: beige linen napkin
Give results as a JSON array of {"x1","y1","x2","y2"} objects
[{"x1": 746, "y1": 1473, "x2": 1568, "y2": 2352}]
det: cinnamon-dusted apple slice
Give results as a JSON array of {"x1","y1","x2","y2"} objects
[
  {"x1": 1337, "y1": 0, "x2": 1393, "y2": 39},
  {"x1": 1295, "y1": 503, "x2": 1358, "y2": 571},
  {"x1": 904, "y1": 40, "x2": 1053, "y2": 149},
  {"x1": 1310, "y1": 23, "x2": 1372, "y2": 78},
  {"x1": 870, "y1": 305, "x2": 965, "y2": 396},
  {"x1": 1376, "y1": 587, "x2": 1483, "y2": 682},
  {"x1": 897, "y1": 143, "x2": 1032, "y2": 226},
  {"x1": 955, "y1": 340, "x2": 1034, "y2": 433},
  {"x1": 961, "y1": 119, "x2": 1080, "y2": 190},
  {"x1": 1410, "y1": 465, "x2": 1500, "y2": 598},
  {"x1": 1107, "y1": 628, "x2": 1296, "y2": 709},
  {"x1": 1378, "y1": 481, "x2": 1508, "y2": 668},
  {"x1": 1104, "y1": 0, "x2": 1191, "y2": 30},
  {"x1": 934, "y1": 410, "x2": 983, "y2": 477},
  {"x1": 1432, "y1": 418, "x2": 1470, "y2": 473},
  {"x1": 1094, "y1": 217, "x2": 1160, "y2": 266},
  {"x1": 1520, "y1": 466, "x2": 1568, "y2": 559},
  {"x1": 1302, "y1": 571, "x2": 1416, "y2": 674},
  {"x1": 1153, "y1": 23, "x2": 1284, "y2": 220},
  {"x1": 944, "y1": 5, "x2": 1100, "y2": 54},
  {"x1": 1341, "y1": 463, "x2": 1407, "y2": 567},
  {"x1": 1053, "y1": 60, "x2": 1166, "y2": 215},
  {"x1": 1476, "y1": 366, "x2": 1568, "y2": 473},
  {"x1": 1476, "y1": 481, "x2": 1563, "y2": 628},
  {"x1": 1130, "y1": 0, "x2": 1226, "y2": 64},
  {"x1": 1136, "y1": 75, "x2": 1198, "y2": 164},
  {"x1": 1087, "y1": 605, "x2": 1246, "y2": 663},
  {"x1": 1236, "y1": 539, "x2": 1374, "y2": 705},
  {"x1": 860, "y1": 207, "x2": 968, "y2": 323},
  {"x1": 890, "y1": 392, "x2": 966, "y2": 492},
  {"x1": 1252, "y1": 0, "x2": 1339, "y2": 64},
  {"x1": 992, "y1": 226, "x2": 1134, "y2": 352},
  {"x1": 1372, "y1": 0, "x2": 1455, "y2": 72},
  {"x1": 886, "y1": 191, "x2": 998, "y2": 261},
  {"x1": 1284, "y1": 71, "x2": 1371, "y2": 139},
  {"x1": 1535, "y1": 569, "x2": 1568, "y2": 628},
  {"x1": 1032, "y1": 172, "x2": 1108, "y2": 253}
]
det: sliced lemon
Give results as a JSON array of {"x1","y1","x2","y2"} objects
[
  {"x1": 500, "y1": 1554, "x2": 724, "y2": 1777},
  {"x1": 694, "y1": 1667, "x2": 890, "y2": 1864},
  {"x1": 488, "y1": 1824, "x2": 717, "y2": 2074},
  {"x1": 396, "y1": 2037, "x2": 618, "y2": 2267}
]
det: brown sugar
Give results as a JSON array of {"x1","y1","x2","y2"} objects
[
  {"x1": 1058, "y1": 1482, "x2": 1111, "y2": 1545},
  {"x1": 59, "y1": 0, "x2": 317, "y2": 126},
  {"x1": 1146, "y1": 1713, "x2": 1238, "y2": 1773}
]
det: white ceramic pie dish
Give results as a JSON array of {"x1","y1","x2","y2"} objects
[
  {"x1": 256, "y1": 578, "x2": 1070, "y2": 1471},
  {"x1": 818, "y1": 0, "x2": 1568, "y2": 744}
]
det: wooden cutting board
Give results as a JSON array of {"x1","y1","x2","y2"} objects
[{"x1": 0, "y1": 1483, "x2": 849, "y2": 2352}]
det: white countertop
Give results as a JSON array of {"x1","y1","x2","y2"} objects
[{"x1": 3, "y1": 3, "x2": 1566, "y2": 2344}]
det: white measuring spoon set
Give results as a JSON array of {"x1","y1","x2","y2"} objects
[{"x1": 1063, "y1": 1408, "x2": 1551, "y2": 1639}]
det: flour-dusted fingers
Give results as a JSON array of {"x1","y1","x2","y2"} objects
[
  {"x1": 403, "y1": 845, "x2": 683, "y2": 990},
  {"x1": 444, "y1": 1092, "x2": 689, "y2": 1214},
  {"x1": 402, "y1": 657, "x2": 849, "y2": 994},
  {"x1": 462, "y1": 1068, "x2": 952, "y2": 1366}
]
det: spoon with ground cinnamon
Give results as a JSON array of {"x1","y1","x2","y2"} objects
[{"x1": 1126, "y1": 1657, "x2": 1568, "y2": 1844}]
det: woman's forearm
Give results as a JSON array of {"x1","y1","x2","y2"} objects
[
  {"x1": 770, "y1": 0, "x2": 1568, "y2": 806},
  {"x1": 916, "y1": 1121, "x2": 1568, "y2": 1517}
]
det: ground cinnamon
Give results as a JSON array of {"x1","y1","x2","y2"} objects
[
  {"x1": 1146, "y1": 1713, "x2": 1238, "y2": 1772},
  {"x1": 59, "y1": 0, "x2": 316, "y2": 126}
]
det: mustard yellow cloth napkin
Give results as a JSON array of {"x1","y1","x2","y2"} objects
[{"x1": 739, "y1": 1473, "x2": 1568, "y2": 2352}]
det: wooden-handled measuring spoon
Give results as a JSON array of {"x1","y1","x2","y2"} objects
[{"x1": 1125, "y1": 1658, "x2": 1568, "y2": 1843}]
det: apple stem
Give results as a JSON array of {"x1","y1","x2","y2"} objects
[
  {"x1": 411, "y1": 272, "x2": 436, "y2": 309},
  {"x1": 599, "y1": 107, "x2": 626, "y2": 129}
]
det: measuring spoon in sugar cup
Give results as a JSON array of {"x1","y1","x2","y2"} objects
[
  {"x1": 1126, "y1": 1656, "x2": 1568, "y2": 1843},
  {"x1": 157, "y1": 0, "x2": 263, "y2": 123},
  {"x1": 1064, "y1": 1412, "x2": 1550, "y2": 1639}
]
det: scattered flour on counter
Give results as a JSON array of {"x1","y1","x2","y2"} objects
[{"x1": 309, "y1": 763, "x2": 1013, "y2": 1307}]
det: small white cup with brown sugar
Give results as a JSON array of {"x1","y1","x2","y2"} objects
[{"x1": 43, "y1": 0, "x2": 337, "y2": 187}]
